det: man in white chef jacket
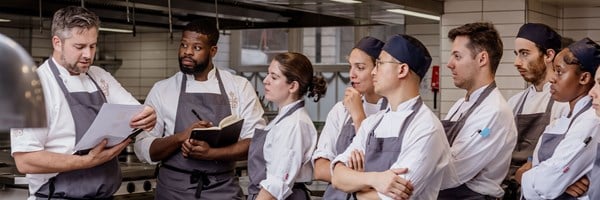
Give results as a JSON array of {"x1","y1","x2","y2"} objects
[
  {"x1": 134, "y1": 19, "x2": 266, "y2": 199},
  {"x1": 504, "y1": 23, "x2": 573, "y2": 199},
  {"x1": 10, "y1": 6, "x2": 156, "y2": 200},
  {"x1": 437, "y1": 22, "x2": 518, "y2": 199},
  {"x1": 331, "y1": 34, "x2": 453, "y2": 200}
]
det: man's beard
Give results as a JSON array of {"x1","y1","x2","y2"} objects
[
  {"x1": 61, "y1": 54, "x2": 82, "y2": 74},
  {"x1": 179, "y1": 56, "x2": 209, "y2": 75},
  {"x1": 523, "y1": 56, "x2": 547, "y2": 85}
]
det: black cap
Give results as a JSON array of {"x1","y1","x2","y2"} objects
[
  {"x1": 354, "y1": 36, "x2": 385, "y2": 59},
  {"x1": 516, "y1": 23, "x2": 562, "y2": 51},
  {"x1": 382, "y1": 34, "x2": 432, "y2": 79},
  {"x1": 568, "y1": 37, "x2": 600, "y2": 77}
]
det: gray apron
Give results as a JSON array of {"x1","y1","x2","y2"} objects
[
  {"x1": 438, "y1": 82, "x2": 496, "y2": 200},
  {"x1": 322, "y1": 98, "x2": 388, "y2": 200},
  {"x1": 525, "y1": 101, "x2": 592, "y2": 200},
  {"x1": 342, "y1": 98, "x2": 422, "y2": 200},
  {"x1": 247, "y1": 101, "x2": 310, "y2": 200},
  {"x1": 504, "y1": 91, "x2": 554, "y2": 200},
  {"x1": 155, "y1": 70, "x2": 243, "y2": 200},
  {"x1": 35, "y1": 59, "x2": 119, "y2": 200}
]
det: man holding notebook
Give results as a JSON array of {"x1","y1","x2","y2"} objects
[{"x1": 134, "y1": 19, "x2": 266, "y2": 199}]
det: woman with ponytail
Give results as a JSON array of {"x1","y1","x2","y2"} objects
[{"x1": 247, "y1": 52, "x2": 326, "y2": 200}]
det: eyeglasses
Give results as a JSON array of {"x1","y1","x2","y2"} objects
[{"x1": 375, "y1": 59, "x2": 403, "y2": 68}]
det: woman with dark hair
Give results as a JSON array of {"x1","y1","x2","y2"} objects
[{"x1": 247, "y1": 52, "x2": 327, "y2": 200}]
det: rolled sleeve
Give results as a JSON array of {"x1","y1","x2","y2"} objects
[
  {"x1": 133, "y1": 85, "x2": 164, "y2": 164},
  {"x1": 312, "y1": 103, "x2": 345, "y2": 164},
  {"x1": 10, "y1": 128, "x2": 47, "y2": 155},
  {"x1": 235, "y1": 79, "x2": 265, "y2": 139}
]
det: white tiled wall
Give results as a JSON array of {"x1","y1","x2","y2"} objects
[{"x1": 560, "y1": 7, "x2": 600, "y2": 43}]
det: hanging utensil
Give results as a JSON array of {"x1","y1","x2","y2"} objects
[
  {"x1": 132, "y1": 0, "x2": 136, "y2": 37},
  {"x1": 126, "y1": 0, "x2": 130, "y2": 23},
  {"x1": 168, "y1": 0, "x2": 173, "y2": 40},
  {"x1": 214, "y1": 0, "x2": 220, "y2": 30},
  {"x1": 38, "y1": 0, "x2": 42, "y2": 33}
]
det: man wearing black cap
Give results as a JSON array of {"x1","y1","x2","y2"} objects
[
  {"x1": 518, "y1": 37, "x2": 600, "y2": 200},
  {"x1": 504, "y1": 23, "x2": 570, "y2": 199},
  {"x1": 439, "y1": 22, "x2": 517, "y2": 199},
  {"x1": 313, "y1": 36, "x2": 388, "y2": 199},
  {"x1": 331, "y1": 34, "x2": 453, "y2": 200}
]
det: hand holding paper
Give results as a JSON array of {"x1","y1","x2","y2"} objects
[{"x1": 74, "y1": 103, "x2": 145, "y2": 151}]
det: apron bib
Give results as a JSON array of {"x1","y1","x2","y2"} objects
[
  {"x1": 155, "y1": 70, "x2": 242, "y2": 200},
  {"x1": 35, "y1": 59, "x2": 119, "y2": 200},
  {"x1": 247, "y1": 101, "x2": 310, "y2": 200},
  {"x1": 526, "y1": 101, "x2": 592, "y2": 200},
  {"x1": 323, "y1": 98, "x2": 388, "y2": 200},
  {"x1": 345, "y1": 98, "x2": 422, "y2": 200},
  {"x1": 438, "y1": 82, "x2": 496, "y2": 200},
  {"x1": 504, "y1": 91, "x2": 554, "y2": 200}
]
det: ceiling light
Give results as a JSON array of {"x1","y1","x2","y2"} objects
[
  {"x1": 99, "y1": 27, "x2": 133, "y2": 33},
  {"x1": 0, "y1": 18, "x2": 11, "y2": 23},
  {"x1": 331, "y1": 0, "x2": 362, "y2": 4},
  {"x1": 386, "y1": 9, "x2": 440, "y2": 21}
]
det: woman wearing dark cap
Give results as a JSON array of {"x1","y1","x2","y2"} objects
[
  {"x1": 312, "y1": 36, "x2": 387, "y2": 199},
  {"x1": 517, "y1": 37, "x2": 600, "y2": 199},
  {"x1": 247, "y1": 52, "x2": 327, "y2": 200}
]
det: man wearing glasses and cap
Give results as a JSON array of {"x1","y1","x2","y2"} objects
[
  {"x1": 331, "y1": 34, "x2": 453, "y2": 200},
  {"x1": 504, "y1": 23, "x2": 570, "y2": 199}
]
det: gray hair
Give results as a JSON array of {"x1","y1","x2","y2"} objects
[{"x1": 51, "y1": 6, "x2": 100, "y2": 40}]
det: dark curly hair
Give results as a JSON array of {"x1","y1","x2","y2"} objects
[
  {"x1": 273, "y1": 52, "x2": 327, "y2": 102},
  {"x1": 183, "y1": 19, "x2": 220, "y2": 46}
]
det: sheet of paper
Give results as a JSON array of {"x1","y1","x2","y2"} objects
[{"x1": 74, "y1": 103, "x2": 144, "y2": 151}]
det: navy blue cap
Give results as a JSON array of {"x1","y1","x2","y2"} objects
[
  {"x1": 354, "y1": 36, "x2": 385, "y2": 59},
  {"x1": 568, "y1": 37, "x2": 600, "y2": 77},
  {"x1": 517, "y1": 23, "x2": 562, "y2": 51},
  {"x1": 382, "y1": 34, "x2": 432, "y2": 79}
]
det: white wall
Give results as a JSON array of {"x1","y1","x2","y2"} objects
[{"x1": 560, "y1": 7, "x2": 600, "y2": 43}]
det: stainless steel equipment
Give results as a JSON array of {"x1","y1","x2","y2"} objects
[{"x1": 0, "y1": 33, "x2": 46, "y2": 132}]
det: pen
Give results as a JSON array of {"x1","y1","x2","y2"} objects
[
  {"x1": 191, "y1": 109, "x2": 203, "y2": 121},
  {"x1": 562, "y1": 136, "x2": 593, "y2": 173}
]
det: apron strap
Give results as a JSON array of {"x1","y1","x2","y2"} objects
[{"x1": 447, "y1": 82, "x2": 497, "y2": 146}]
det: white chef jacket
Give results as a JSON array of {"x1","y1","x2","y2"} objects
[
  {"x1": 332, "y1": 96, "x2": 454, "y2": 200},
  {"x1": 444, "y1": 85, "x2": 518, "y2": 198},
  {"x1": 259, "y1": 100, "x2": 317, "y2": 199},
  {"x1": 507, "y1": 82, "x2": 569, "y2": 120},
  {"x1": 522, "y1": 96, "x2": 600, "y2": 200},
  {"x1": 10, "y1": 58, "x2": 140, "y2": 199},
  {"x1": 312, "y1": 97, "x2": 385, "y2": 163},
  {"x1": 134, "y1": 69, "x2": 266, "y2": 164}
]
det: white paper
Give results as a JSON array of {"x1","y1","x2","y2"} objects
[{"x1": 74, "y1": 103, "x2": 144, "y2": 151}]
